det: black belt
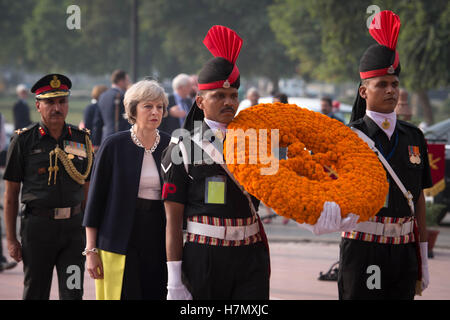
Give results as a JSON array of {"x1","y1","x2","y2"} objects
[{"x1": 28, "y1": 204, "x2": 82, "y2": 219}]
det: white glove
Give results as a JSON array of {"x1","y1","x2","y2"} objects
[
  {"x1": 167, "y1": 261, "x2": 192, "y2": 300},
  {"x1": 297, "y1": 202, "x2": 343, "y2": 235},
  {"x1": 420, "y1": 242, "x2": 429, "y2": 292},
  {"x1": 297, "y1": 202, "x2": 360, "y2": 235},
  {"x1": 339, "y1": 213, "x2": 360, "y2": 232}
]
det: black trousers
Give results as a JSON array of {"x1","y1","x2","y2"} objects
[
  {"x1": 338, "y1": 238, "x2": 418, "y2": 300},
  {"x1": 120, "y1": 199, "x2": 167, "y2": 300},
  {"x1": 182, "y1": 241, "x2": 270, "y2": 300},
  {"x1": 20, "y1": 213, "x2": 85, "y2": 300}
]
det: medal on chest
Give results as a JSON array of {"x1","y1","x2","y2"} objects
[
  {"x1": 408, "y1": 145, "x2": 421, "y2": 164},
  {"x1": 63, "y1": 140, "x2": 87, "y2": 158}
]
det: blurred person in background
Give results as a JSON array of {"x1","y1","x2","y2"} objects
[
  {"x1": 13, "y1": 84, "x2": 32, "y2": 130},
  {"x1": 92, "y1": 70, "x2": 131, "y2": 148},
  {"x1": 246, "y1": 87, "x2": 260, "y2": 106},
  {"x1": 273, "y1": 92, "x2": 288, "y2": 104},
  {"x1": 159, "y1": 73, "x2": 193, "y2": 136},
  {"x1": 0, "y1": 111, "x2": 17, "y2": 272},
  {"x1": 321, "y1": 96, "x2": 344, "y2": 123},
  {"x1": 395, "y1": 89, "x2": 412, "y2": 122},
  {"x1": 79, "y1": 85, "x2": 108, "y2": 133}
]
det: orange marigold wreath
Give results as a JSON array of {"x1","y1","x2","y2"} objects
[{"x1": 224, "y1": 103, "x2": 389, "y2": 224}]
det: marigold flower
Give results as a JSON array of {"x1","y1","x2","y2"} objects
[{"x1": 224, "y1": 103, "x2": 389, "y2": 223}]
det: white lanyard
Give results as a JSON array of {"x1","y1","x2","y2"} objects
[{"x1": 351, "y1": 127, "x2": 415, "y2": 216}]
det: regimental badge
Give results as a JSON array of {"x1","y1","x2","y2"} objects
[
  {"x1": 382, "y1": 119, "x2": 390, "y2": 130},
  {"x1": 64, "y1": 140, "x2": 87, "y2": 158},
  {"x1": 50, "y1": 75, "x2": 61, "y2": 88},
  {"x1": 408, "y1": 145, "x2": 421, "y2": 164},
  {"x1": 387, "y1": 65, "x2": 395, "y2": 74},
  {"x1": 223, "y1": 79, "x2": 230, "y2": 88}
]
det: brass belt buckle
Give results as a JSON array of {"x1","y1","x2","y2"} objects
[
  {"x1": 383, "y1": 223, "x2": 402, "y2": 237},
  {"x1": 54, "y1": 207, "x2": 71, "y2": 219}
]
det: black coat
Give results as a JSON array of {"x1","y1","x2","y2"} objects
[
  {"x1": 95, "y1": 88, "x2": 131, "y2": 144},
  {"x1": 82, "y1": 129, "x2": 170, "y2": 254},
  {"x1": 13, "y1": 99, "x2": 31, "y2": 130}
]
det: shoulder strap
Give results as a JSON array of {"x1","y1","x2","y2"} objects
[
  {"x1": 163, "y1": 136, "x2": 192, "y2": 180},
  {"x1": 351, "y1": 127, "x2": 415, "y2": 215},
  {"x1": 192, "y1": 132, "x2": 258, "y2": 218}
]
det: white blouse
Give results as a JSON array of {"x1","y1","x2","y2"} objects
[{"x1": 137, "y1": 152, "x2": 161, "y2": 200}]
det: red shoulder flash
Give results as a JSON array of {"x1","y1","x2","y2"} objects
[{"x1": 38, "y1": 127, "x2": 46, "y2": 136}]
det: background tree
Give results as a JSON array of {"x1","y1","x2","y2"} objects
[{"x1": 269, "y1": 0, "x2": 449, "y2": 123}]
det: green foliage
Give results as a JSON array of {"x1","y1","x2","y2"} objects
[
  {"x1": 0, "y1": 0, "x2": 296, "y2": 84},
  {"x1": 0, "y1": 0, "x2": 36, "y2": 67},
  {"x1": 268, "y1": 0, "x2": 449, "y2": 90},
  {"x1": 23, "y1": 0, "x2": 82, "y2": 72},
  {"x1": 397, "y1": 0, "x2": 450, "y2": 91},
  {"x1": 426, "y1": 202, "x2": 446, "y2": 226},
  {"x1": 0, "y1": 0, "x2": 447, "y2": 92}
]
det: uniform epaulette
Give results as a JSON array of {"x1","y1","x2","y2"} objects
[
  {"x1": 14, "y1": 127, "x2": 28, "y2": 135},
  {"x1": 14, "y1": 123, "x2": 37, "y2": 135}
]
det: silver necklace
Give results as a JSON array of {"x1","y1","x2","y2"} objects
[{"x1": 130, "y1": 125, "x2": 160, "y2": 154}]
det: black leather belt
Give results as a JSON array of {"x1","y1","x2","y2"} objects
[{"x1": 28, "y1": 204, "x2": 82, "y2": 219}]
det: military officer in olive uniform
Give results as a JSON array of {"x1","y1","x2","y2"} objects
[{"x1": 3, "y1": 74, "x2": 93, "y2": 300}]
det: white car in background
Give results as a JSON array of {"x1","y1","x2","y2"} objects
[{"x1": 237, "y1": 97, "x2": 353, "y2": 123}]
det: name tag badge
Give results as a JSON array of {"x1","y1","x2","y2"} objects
[
  {"x1": 64, "y1": 140, "x2": 87, "y2": 158},
  {"x1": 205, "y1": 175, "x2": 226, "y2": 205}
]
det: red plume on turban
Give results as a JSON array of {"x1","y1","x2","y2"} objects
[
  {"x1": 369, "y1": 10, "x2": 401, "y2": 51},
  {"x1": 203, "y1": 25, "x2": 243, "y2": 64},
  {"x1": 197, "y1": 25, "x2": 243, "y2": 90}
]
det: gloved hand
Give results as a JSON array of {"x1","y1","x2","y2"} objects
[
  {"x1": 167, "y1": 261, "x2": 192, "y2": 300},
  {"x1": 297, "y1": 202, "x2": 359, "y2": 235},
  {"x1": 339, "y1": 213, "x2": 360, "y2": 232},
  {"x1": 420, "y1": 242, "x2": 429, "y2": 292}
]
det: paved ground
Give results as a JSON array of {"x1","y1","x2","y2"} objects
[
  {"x1": 2, "y1": 229, "x2": 449, "y2": 300},
  {"x1": 2, "y1": 201, "x2": 450, "y2": 300}
]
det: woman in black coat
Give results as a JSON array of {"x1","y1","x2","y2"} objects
[{"x1": 83, "y1": 79, "x2": 171, "y2": 300}]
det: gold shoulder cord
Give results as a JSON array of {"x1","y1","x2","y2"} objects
[{"x1": 48, "y1": 134, "x2": 93, "y2": 185}]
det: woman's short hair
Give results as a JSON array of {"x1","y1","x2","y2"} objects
[
  {"x1": 91, "y1": 85, "x2": 108, "y2": 100},
  {"x1": 123, "y1": 80, "x2": 169, "y2": 124}
]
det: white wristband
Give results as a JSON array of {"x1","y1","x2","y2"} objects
[{"x1": 167, "y1": 261, "x2": 183, "y2": 287}]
